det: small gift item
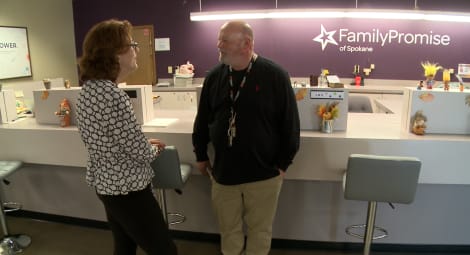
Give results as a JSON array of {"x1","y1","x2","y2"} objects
[
  {"x1": 442, "y1": 69, "x2": 451, "y2": 91},
  {"x1": 421, "y1": 61, "x2": 442, "y2": 90},
  {"x1": 174, "y1": 61, "x2": 195, "y2": 87},
  {"x1": 411, "y1": 110, "x2": 427, "y2": 135},
  {"x1": 54, "y1": 98, "x2": 71, "y2": 127},
  {"x1": 43, "y1": 78, "x2": 51, "y2": 90},
  {"x1": 64, "y1": 79, "x2": 71, "y2": 89},
  {"x1": 417, "y1": 80, "x2": 423, "y2": 90},
  {"x1": 178, "y1": 61, "x2": 194, "y2": 75}
]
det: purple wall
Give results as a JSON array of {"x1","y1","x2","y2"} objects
[{"x1": 72, "y1": 0, "x2": 470, "y2": 81}]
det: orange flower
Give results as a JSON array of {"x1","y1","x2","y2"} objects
[{"x1": 317, "y1": 102, "x2": 339, "y2": 120}]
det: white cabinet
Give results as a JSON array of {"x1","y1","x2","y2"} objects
[{"x1": 153, "y1": 91, "x2": 197, "y2": 110}]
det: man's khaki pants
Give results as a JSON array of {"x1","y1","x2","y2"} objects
[{"x1": 211, "y1": 175, "x2": 283, "y2": 255}]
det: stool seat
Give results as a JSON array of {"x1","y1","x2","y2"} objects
[
  {"x1": 151, "y1": 147, "x2": 191, "y2": 190},
  {"x1": 343, "y1": 154, "x2": 421, "y2": 255},
  {"x1": 0, "y1": 160, "x2": 31, "y2": 254},
  {"x1": 151, "y1": 146, "x2": 192, "y2": 225},
  {"x1": 344, "y1": 154, "x2": 421, "y2": 203},
  {"x1": 0, "y1": 161, "x2": 22, "y2": 179}
]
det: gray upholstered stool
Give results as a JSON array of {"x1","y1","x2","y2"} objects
[
  {"x1": 343, "y1": 154, "x2": 421, "y2": 255},
  {"x1": 150, "y1": 146, "x2": 191, "y2": 226},
  {"x1": 0, "y1": 161, "x2": 31, "y2": 254}
]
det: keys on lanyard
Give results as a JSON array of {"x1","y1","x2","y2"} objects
[
  {"x1": 227, "y1": 109, "x2": 236, "y2": 147},
  {"x1": 226, "y1": 56, "x2": 255, "y2": 147}
]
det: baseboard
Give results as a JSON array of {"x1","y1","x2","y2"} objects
[
  {"x1": 9, "y1": 210, "x2": 470, "y2": 253},
  {"x1": 9, "y1": 209, "x2": 109, "y2": 230}
]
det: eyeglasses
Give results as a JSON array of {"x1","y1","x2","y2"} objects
[{"x1": 128, "y1": 41, "x2": 139, "y2": 50}]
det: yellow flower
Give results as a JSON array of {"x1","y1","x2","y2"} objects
[{"x1": 317, "y1": 101, "x2": 339, "y2": 120}]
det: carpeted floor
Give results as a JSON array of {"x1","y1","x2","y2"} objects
[{"x1": 2, "y1": 216, "x2": 460, "y2": 255}]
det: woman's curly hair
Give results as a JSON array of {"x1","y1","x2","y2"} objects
[{"x1": 78, "y1": 19, "x2": 133, "y2": 83}]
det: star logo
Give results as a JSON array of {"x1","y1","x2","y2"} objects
[{"x1": 313, "y1": 25, "x2": 338, "y2": 51}]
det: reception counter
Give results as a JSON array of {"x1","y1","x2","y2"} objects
[
  {"x1": 1, "y1": 110, "x2": 470, "y2": 247},
  {"x1": 2, "y1": 110, "x2": 468, "y2": 184}
]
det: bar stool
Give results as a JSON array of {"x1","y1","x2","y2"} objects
[
  {"x1": 343, "y1": 154, "x2": 421, "y2": 255},
  {"x1": 0, "y1": 161, "x2": 31, "y2": 254},
  {"x1": 150, "y1": 146, "x2": 191, "y2": 226}
]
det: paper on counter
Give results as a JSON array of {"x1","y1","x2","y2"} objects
[{"x1": 144, "y1": 118, "x2": 178, "y2": 127}]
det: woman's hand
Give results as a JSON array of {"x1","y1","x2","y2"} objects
[{"x1": 149, "y1": 138, "x2": 166, "y2": 154}]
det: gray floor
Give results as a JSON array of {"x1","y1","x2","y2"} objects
[{"x1": 1, "y1": 216, "x2": 457, "y2": 255}]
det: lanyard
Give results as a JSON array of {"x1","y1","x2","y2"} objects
[
  {"x1": 227, "y1": 57, "x2": 255, "y2": 147},
  {"x1": 228, "y1": 57, "x2": 254, "y2": 104}
]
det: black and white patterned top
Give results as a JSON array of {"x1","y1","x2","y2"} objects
[{"x1": 76, "y1": 79, "x2": 157, "y2": 195}]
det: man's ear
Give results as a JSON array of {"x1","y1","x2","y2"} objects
[{"x1": 242, "y1": 37, "x2": 253, "y2": 51}]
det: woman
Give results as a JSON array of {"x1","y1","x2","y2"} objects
[{"x1": 76, "y1": 19, "x2": 177, "y2": 255}]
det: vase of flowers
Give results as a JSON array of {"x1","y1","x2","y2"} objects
[
  {"x1": 421, "y1": 61, "x2": 442, "y2": 90},
  {"x1": 317, "y1": 101, "x2": 339, "y2": 133}
]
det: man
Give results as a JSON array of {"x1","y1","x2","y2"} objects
[{"x1": 192, "y1": 20, "x2": 300, "y2": 255}]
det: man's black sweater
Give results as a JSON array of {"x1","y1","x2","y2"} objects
[{"x1": 192, "y1": 56, "x2": 300, "y2": 185}]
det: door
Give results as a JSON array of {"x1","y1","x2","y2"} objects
[{"x1": 126, "y1": 25, "x2": 157, "y2": 85}]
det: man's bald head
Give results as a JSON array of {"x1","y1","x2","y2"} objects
[
  {"x1": 220, "y1": 21, "x2": 254, "y2": 42},
  {"x1": 217, "y1": 20, "x2": 256, "y2": 70}
]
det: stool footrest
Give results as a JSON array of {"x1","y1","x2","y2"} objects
[
  {"x1": 167, "y1": 212, "x2": 186, "y2": 225},
  {"x1": 346, "y1": 224, "x2": 388, "y2": 240},
  {"x1": 3, "y1": 202, "x2": 22, "y2": 213},
  {"x1": 0, "y1": 234, "x2": 31, "y2": 253}
]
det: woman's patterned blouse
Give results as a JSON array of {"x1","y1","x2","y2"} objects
[{"x1": 76, "y1": 80, "x2": 157, "y2": 195}]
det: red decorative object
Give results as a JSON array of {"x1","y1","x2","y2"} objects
[{"x1": 54, "y1": 98, "x2": 71, "y2": 127}]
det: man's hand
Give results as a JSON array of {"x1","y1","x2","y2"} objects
[{"x1": 196, "y1": 161, "x2": 212, "y2": 176}]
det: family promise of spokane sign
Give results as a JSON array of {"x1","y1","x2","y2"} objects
[{"x1": 313, "y1": 24, "x2": 451, "y2": 52}]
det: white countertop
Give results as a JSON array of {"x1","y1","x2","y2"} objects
[
  {"x1": 154, "y1": 82, "x2": 405, "y2": 94},
  {"x1": 152, "y1": 85, "x2": 200, "y2": 92},
  {"x1": 4, "y1": 111, "x2": 469, "y2": 142},
  {"x1": 2, "y1": 111, "x2": 469, "y2": 185},
  {"x1": 293, "y1": 84, "x2": 407, "y2": 95},
  {"x1": 346, "y1": 85, "x2": 405, "y2": 94}
]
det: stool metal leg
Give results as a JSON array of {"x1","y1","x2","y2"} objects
[
  {"x1": 0, "y1": 202, "x2": 9, "y2": 236},
  {"x1": 155, "y1": 189, "x2": 169, "y2": 224},
  {"x1": 345, "y1": 201, "x2": 388, "y2": 255},
  {"x1": 0, "y1": 202, "x2": 31, "y2": 254},
  {"x1": 154, "y1": 189, "x2": 186, "y2": 226},
  {"x1": 363, "y1": 201, "x2": 377, "y2": 255}
]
